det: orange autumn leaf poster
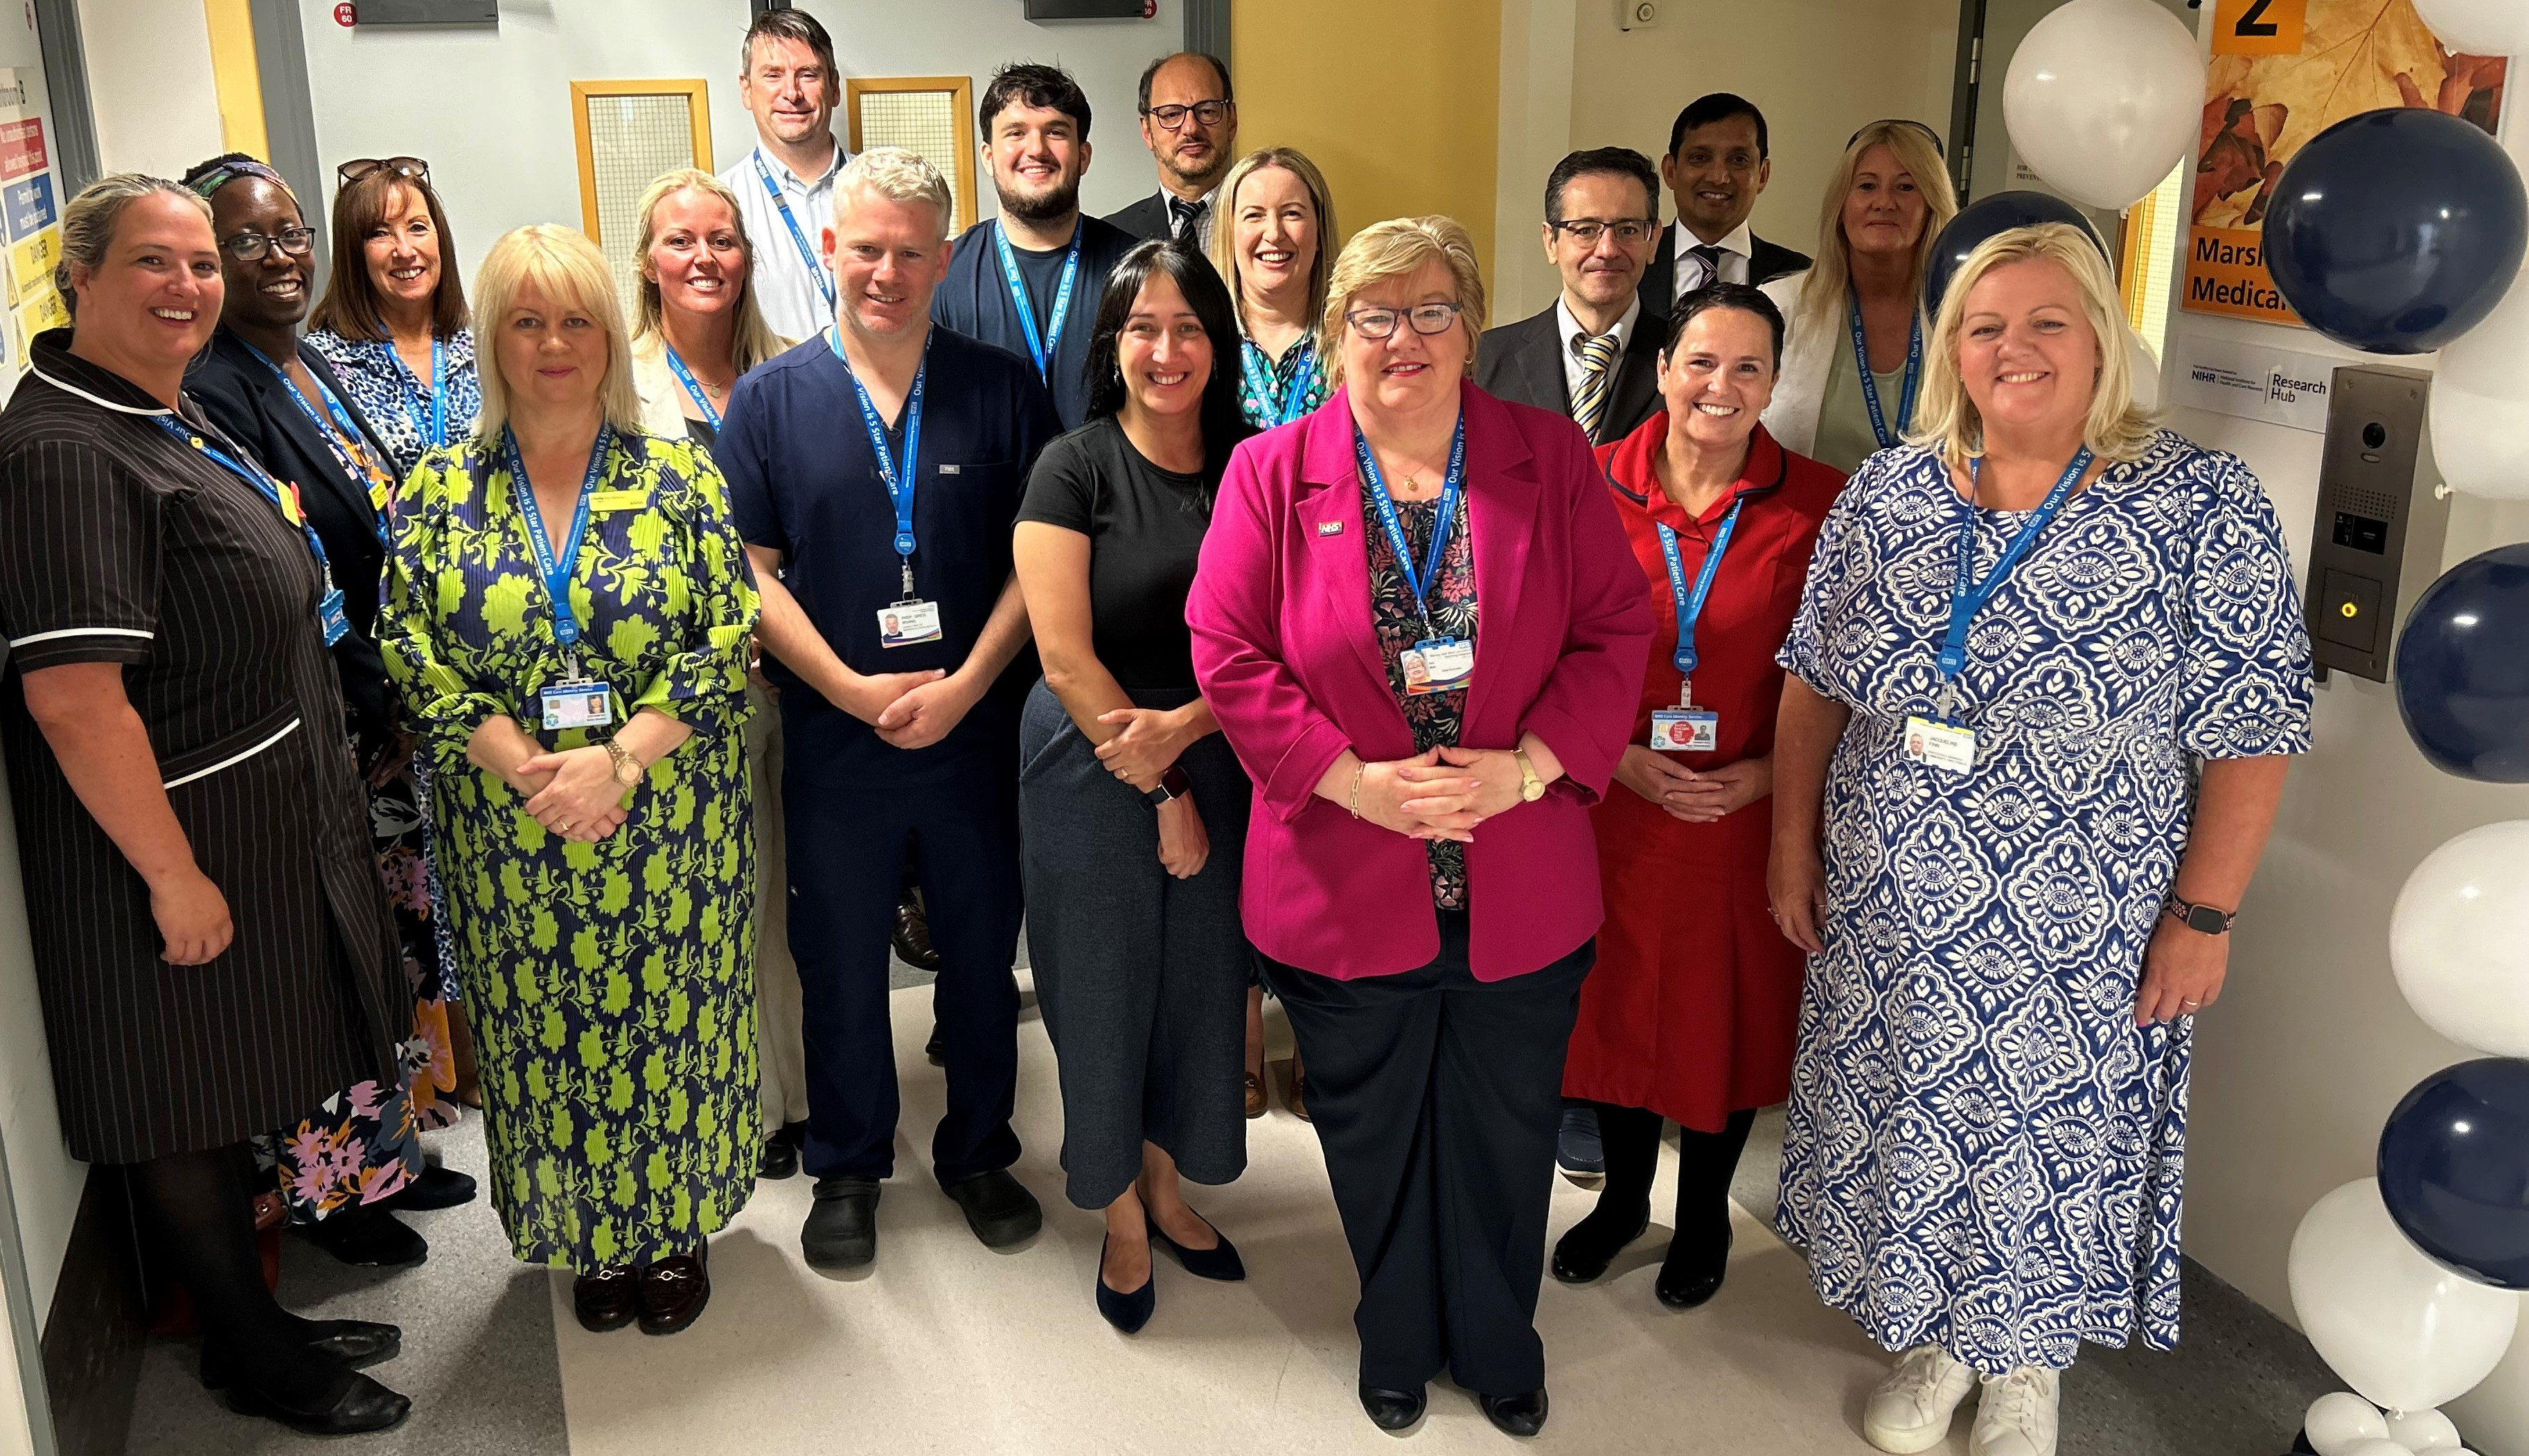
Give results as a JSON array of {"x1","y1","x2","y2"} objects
[{"x1": 2187, "y1": 0, "x2": 2507, "y2": 325}]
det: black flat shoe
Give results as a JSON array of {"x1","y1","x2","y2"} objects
[
  {"x1": 637, "y1": 1251, "x2": 710, "y2": 1335},
  {"x1": 1550, "y1": 1207, "x2": 1648, "y2": 1284},
  {"x1": 199, "y1": 1321, "x2": 402, "y2": 1387},
  {"x1": 941, "y1": 1168, "x2": 1040, "y2": 1248},
  {"x1": 1480, "y1": 1387, "x2": 1550, "y2": 1437},
  {"x1": 1358, "y1": 1382, "x2": 1426, "y2": 1432},
  {"x1": 1094, "y1": 1236, "x2": 1155, "y2": 1334},
  {"x1": 225, "y1": 1368, "x2": 411, "y2": 1436},
  {"x1": 572, "y1": 1266, "x2": 640, "y2": 1333},
  {"x1": 382, "y1": 1164, "x2": 477, "y2": 1212},
  {"x1": 758, "y1": 1138, "x2": 799, "y2": 1180},
  {"x1": 1150, "y1": 1219, "x2": 1245, "y2": 1281},
  {"x1": 801, "y1": 1178, "x2": 880, "y2": 1268},
  {"x1": 294, "y1": 1205, "x2": 427, "y2": 1268},
  {"x1": 1655, "y1": 1225, "x2": 1733, "y2": 1308}
]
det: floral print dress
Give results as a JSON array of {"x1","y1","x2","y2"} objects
[
  {"x1": 379, "y1": 427, "x2": 762, "y2": 1270},
  {"x1": 1361, "y1": 472, "x2": 1480, "y2": 908}
]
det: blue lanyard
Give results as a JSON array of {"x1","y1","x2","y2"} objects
[
  {"x1": 754, "y1": 152, "x2": 837, "y2": 310},
  {"x1": 832, "y1": 328, "x2": 930, "y2": 578},
  {"x1": 1353, "y1": 419, "x2": 1467, "y2": 634},
  {"x1": 1655, "y1": 496, "x2": 1746, "y2": 677},
  {"x1": 662, "y1": 346, "x2": 722, "y2": 429},
  {"x1": 1848, "y1": 294, "x2": 1923, "y2": 452},
  {"x1": 1939, "y1": 447, "x2": 2093, "y2": 703},
  {"x1": 1241, "y1": 337, "x2": 1317, "y2": 425},
  {"x1": 150, "y1": 415, "x2": 346, "y2": 643},
  {"x1": 402, "y1": 337, "x2": 451, "y2": 452},
  {"x1": 504, "y1": 425, "x2": 612, "y2": 655},
  {"x1": 992, "y1": 219, "x2": 1081, "y2": 383},
  {"x1": 240, "y1": 339, "x2": 391, "y2": 545}
]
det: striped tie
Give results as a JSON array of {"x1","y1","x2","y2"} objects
[{"x1": 1571, "y1": 331, "x2": 1622, "y2": 441}]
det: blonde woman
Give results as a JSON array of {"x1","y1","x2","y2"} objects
[
  {"x1": 1759, "y1": 119, "x2": 1957, "y2": 472},
  {"x1": 1767, "y1": 224, "x2": 2311, "y2": 1455},
  {"x1": 1210, "y1": 146, "x2": 1338, "y2": 433},
  {"x1": 628, "y1": 168, "x2": 791, "y2": 446},
  {"x1": 379, "y1": 225, "x2": 761, "y2": 1338}
]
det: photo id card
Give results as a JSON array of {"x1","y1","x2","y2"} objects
[
  {"x1": 1649, "y1": 708, "x2": 1719, "y2": 753},
  {"x1": 1902, "y1": 715, "x2": 1976, "y2": 774},
  {"x1": 541, "y1": 679, "x2": 614, "y2": 731},
  {"x1": 878, "y1": 599, "x2": 943, "y2": 648},
  {"x1": 1400, "y1": 637, "x2": 1473, "y2": 695}
]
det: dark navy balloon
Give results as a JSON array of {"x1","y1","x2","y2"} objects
[
  {"x1": 2395, "y1": 544, "x2": 2529, "y2": 782},
  {"x1": 2379, "y1": 1058, "x2": 2529, "y2": 1289},
  {"x1": 1924, "y1": 190, "x2": 2108, "y2": 319},
  {"x1": 2263, "y1": 107, "x2": 2528, "y2": 355}
]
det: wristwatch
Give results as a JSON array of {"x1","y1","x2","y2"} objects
[
  {"x1": 1514, "y1": 748, "x2": 1546, "y2": 803},
  {"x1": 2161, "y1": 894, "x2": 2237, "y2": 935},
  {"x1": 1143, "y1": 765, "x2": 1193, "y2": 808},
  {"x1": 601, "y1": 737, "x2": 642, "y2": 788}
]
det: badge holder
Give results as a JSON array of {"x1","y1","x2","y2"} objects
[
  {"x1": 878, "y1": 561, "x2": 943, "y2": 648},
  {"x1": 1401, "y1": 634, "x2": 1471, "y2": 695},
  {"x1": 1902, "y1": 680, "x2": 1976, "y2": 774},
  {"x1": 540, "y1": 648, "x2": 614, "y2": 732},
  {"x1": 1650, "y1": 679, "x2": 1719, "y2": 753}
]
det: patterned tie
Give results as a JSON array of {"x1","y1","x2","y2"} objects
[
  {"x1": 1169, "y1": 195, "x2": 1209, "y2": 242},
  {"x1": 1571, "y1": 331, "x2": 1623, "y2": 441},
  {"x1": 1680, "y1": 243, "x2": 1725, "y2": 300}
]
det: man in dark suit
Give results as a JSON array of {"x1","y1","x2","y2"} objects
[
  {"x1": 1638, "y1": 93, "x2": 1812, "y2": 310},
  {"x1": 1475, "y1": 147, "x2": 1668, "y2": 447},
  {"x1": 1103, "y1": 51, "x2": 1236, "y2": 252}
]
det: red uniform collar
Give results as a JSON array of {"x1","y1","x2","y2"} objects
[{"x1": 1601, "y1": 411, "x2": 1788, "y2": 532}]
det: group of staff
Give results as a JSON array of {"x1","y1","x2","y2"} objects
[{"x1": 0, "y1": 11, "x2": 2317, "y2": 1455}]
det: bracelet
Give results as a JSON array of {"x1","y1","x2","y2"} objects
[
  {"x1": 602, "y1": 738, "x2": 641, "y2": 788},
  {"x1": 1348, "y1": 762, "x2": 1365, "y2": 819}
]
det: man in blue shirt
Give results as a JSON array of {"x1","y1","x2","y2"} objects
[
  {"x1": 932, "y1": 62, "x2": 1139, "y2": 430},
  {"x1": 722, "y1": 148, "x2": 1061, "y2": 1270}
]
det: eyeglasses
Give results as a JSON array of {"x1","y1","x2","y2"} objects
[
  {"x1": 1346, "y1": 301, "x2": 1464, "y2": 340},
  {"x1": 1547, "y1": 217, "x2": 1659, "y2": 247},
  {"x1": 337, "y1": 157, "x2": 432, "y2": 188},
  {"x1": 222, "y1": 227, "x2": 317, "y2": 262},
  {"x1": 1143, "y1": 100, "x2": 1232, "y2": 132}
]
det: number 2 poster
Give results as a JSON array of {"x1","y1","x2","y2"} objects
[{"x1": 2186, "y1": 0, "x2": 2507, "y2": 326}]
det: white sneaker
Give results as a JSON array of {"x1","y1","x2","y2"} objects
[
  {"x1": 1970, "y1": 1366, "x2": 2060, "y2": 1456},
  {"x1": 1863, "y1": 1345, "x2": 1979, "y2": 1453}
]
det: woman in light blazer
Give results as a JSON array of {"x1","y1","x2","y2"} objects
[{"x1": 1187, "y1": 215, "x2": 1651, "y2": 1439}]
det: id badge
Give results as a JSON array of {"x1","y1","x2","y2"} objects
[
  {"x1": 1650, "y1": 708, "x2": 1719, "y2": 753},
  {"x1": 540, "y1": 680, "x2": 614, "y2": 731},
  {"x1": 878, "y1": 598, "x2": 943, "y2": 648},
  {"x1": 1401, "y1": 637, "x2": 1473, "y2": 695},
  {"x1": 1902, "y1": 715, "x2": 1976, "y2": 774},
  {"x1": 317, "y1": 587, "x2": 350, "y2": 647}
]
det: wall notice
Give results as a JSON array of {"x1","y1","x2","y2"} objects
[
  {"x1": 2168, "y1": 335, "x2": 2339, "y2": 433},
  {"x1": 2187, "y1": 0, "x2": 2508, "y2": 327}
]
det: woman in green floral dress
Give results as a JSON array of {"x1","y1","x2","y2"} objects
[{"x1": 379, "y1": 224, "x2": 758, "y2": 1338}]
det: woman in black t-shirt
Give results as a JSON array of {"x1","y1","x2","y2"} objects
[{"x1": 1013, "y1": 240, "x2": 1257, "y2": 1333}]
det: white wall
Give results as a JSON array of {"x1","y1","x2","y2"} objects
[
  {"x1": 78, "y1": 0, "x2": 223, "y2": 177},
  {"x1": 0, "y1": 760, "x2": 78, "y2": 1338}
]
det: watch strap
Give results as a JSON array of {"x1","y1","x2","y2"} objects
[
  {"x1": 1514, "y1": 747, "x2": 1545, "y2": 802},
  {"x1": 2163, "y1": 894, "x2": 2236, "y2": 934},
  {"x1": 1143, "y1": 765, "x2": 1192, "y2": 807}
]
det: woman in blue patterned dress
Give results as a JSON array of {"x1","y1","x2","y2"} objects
[
  {"x1": 1765, "y1": 224, "x2": 2311, "y2": 1456},
  {"x1": 305, "y1": 159, "x2": 483, "y2": 479}
]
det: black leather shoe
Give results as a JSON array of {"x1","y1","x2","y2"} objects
[
  {"x1": 802, "y1": 1178, "x2": 880, "y2": 1268},
  {"x1": 924, "y1": 1027, "x2": 946, "y2": 1067},
  {"x1": 941, "y1": 1169, "x2": 1040, "y2": 1248},
  {"x1": 1094, "y1": 1236, "x2": 1155, "y2": 1333},
  {"x1": 1656, "y1": 1225, "x2": 1733, "y2": 1308},
  {"x1": 892, "y1": 894, "x2": 942, "y2": 971},
  {"x1": 1358, "y1": 1382, "x2": 1426, "y2": 1432},
  {"x1": 294, "y1": 1205, "x2": 427, "y2": 1268},
  {"x1": 1480, "y1": 1388, "x2": 1550, "y2": 1437},
  {"x1": 225, "y1": 1369, "x2": 411, "y2": 1436},
  {"x1": 572, "y1": 1266, "x2": 639, "y2": 1333},
  {"x1": 199, "y1": 1321, "x2": 402, "y2": 1387},
  {"x1": 758, "y1": 1138, "x2": 799, "y2": 1180},
  {"x1": 1550, "y1": 1207, "x2": 1648, "y2": 1284},
  {"x1": 1150, "y1": 1219, "x2": 1245, "y2": 1281},
  {"x1": 637, "y1": 1250, "x2": 710, "y2": 1335},
  {"x1": 382, "y1": 1164, "x2": 476, "y2": 1212}
]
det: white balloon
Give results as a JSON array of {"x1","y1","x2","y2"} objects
[
  {"x1": 2343, "y1": 1442, "x2": 2420, "y2": 1456},
  {"x1": 2309, "y1": 1392, "x2": 2392, "y2": 1455},
  {"x1": 2289, "y1": 1179, "x2": 2521, "y2": 1412},
  {"x1": 2003, "y1": 0, "x2": 2206, "y2": 210},
  {"x1": 2432, "y1": 269, "x2": 2529, "y2": 501},
  {"x1": 2126, "y1": 326, "x2": 2162, "y2": 411},
  {"x1": 2390, "y1": 822, "x2": 2529, "y2": 1056},
  {"x1": 2386, "y1": 1408, "x2": 2465, "y2": 1452},
  {"x1": 2413, "y1": 0, "x2": 2529, "y2": 57}
]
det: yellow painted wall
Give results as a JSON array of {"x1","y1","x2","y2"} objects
[
  {"x1": 1232, "y1": 0, "x2": 1502, "y2": 293},
  {"x1": 202, "y1": 0, "x2": 269, "y2": 160}
]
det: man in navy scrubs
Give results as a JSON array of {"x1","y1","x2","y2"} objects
[
  {"x1": 932, "y1": 62, "x2": 1138, "y2": 429},
  {"x1": 722, "y1": 148, "x2": 1061, "y2": 1269}
]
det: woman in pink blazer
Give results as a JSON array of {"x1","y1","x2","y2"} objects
[{"x1": 1187, "y1": 216, "x2": 1651, "y2": 1438}]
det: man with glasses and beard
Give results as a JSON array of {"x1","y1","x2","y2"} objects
[
  {"x1": 934, "y1": 62, "x2": 1139, "y2": 429},
  {"x1": 1105, "y1": 52, "x2": 1237, "y2": 253}
]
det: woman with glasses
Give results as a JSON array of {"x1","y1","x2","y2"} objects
[
  {"x1": 1187, "y1": 215, "x2": 1651, "y2": 1437},
  {"x1": 307, "y1": 158, "x2": 482, "y2": 479},
  {"x1": 180, "y1": 152, "x2": 476, "y2": 1266}
]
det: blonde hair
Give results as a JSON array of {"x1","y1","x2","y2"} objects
[
  {"x1": 55, "y1": 174, "x2": 211, "y2": 319},
  {"x1": 630, "y1": 169, "x2": 786, "y2": 373},
  {"x1": 1320, "y1": 215, "x2": 1487, "y2": 389},
  {"x1": 1791, "y1": 120, "x2": 1958, "y2": 345},
  {"x1": 833, "y1": 147, "x2": 952, "y2": 240},
  {"x1": 1906, "y1": 222, "x2": 2158, "y2": 468},
  {"x1": 470, "y1": 225, "x2": 645, "y2": 442},
  {"x1": 1209, "y1": 147, "x2": 1338, "y2": 346}
]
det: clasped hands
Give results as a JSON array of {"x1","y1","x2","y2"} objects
[
  {"x1": 1354, "y1": 746, "x2": 1530, "y2": 842},
  {"x1": 836, "y1": 667, "x2": 982, "y2": 751},
  {"x1": 515, "y1": 744, "x2": 635, "y2": 844}
]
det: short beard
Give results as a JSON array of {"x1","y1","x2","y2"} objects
[
  {"x1": 998, "y1": 175, "x2": 1081, "y2": 225},
  {"x1": 1160, "y1": 150, "x2": 1227, "y2": 196}
]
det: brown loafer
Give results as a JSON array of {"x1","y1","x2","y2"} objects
[
  {"x1": 638, "y1": 1250, "x2": 710, "y2": 1336},
  {"x1": 573, "y1": 1265, "x2": 639, "y2": 1333},
  {"x1": 1285, "y1": 1063, "x2": 1311, "y2": 1122},
  {"x1": 1244, "y1": 1072, "x2": 1267, "y2": 1119}
]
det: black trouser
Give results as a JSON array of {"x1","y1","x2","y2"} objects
[{"x1": 1259, "y1": 913, "x2": 1592, "y2": 1395}]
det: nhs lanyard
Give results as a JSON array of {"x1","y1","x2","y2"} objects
[
  {"x1": 405, "y1": 337, "x2": 450, "y2": 451},
  {"x1": 1241, "y1": 337, "x2": 1317, "y2": 426},
  {"x1": 1937, "y1": 447, "x2": 2092, "y2": 716},
  {"x1": 993, "y1": 220, "x2": 1081, "y2": 383},
  {"x1": 1848, "y1": 294, "x2": 1924, "y2": 452},
  {"x1": 1656, "y1": 496, "x2": 1747, "y2": 677},
  {"x1": 754, "y1": 152, "x2": 837, "y2": 311},
  {"x1": 240, "y1": 339, "x2": 390, "y2": 544},
  {"x1": 504, "y1": 425, "x2": 612, "y2": 659},
  {"x1": 150, "y1": 416, "x2": 348, "y2": 645},
  {"x1": 663, "y1": 346, "x2": 721, "y2": 429},
  {"x1": 1354, "y1": 419, "x2": 1467, "y2": 634},
  {"x1": 833, "y1": 327, "x2": 930, "y2": 592}
]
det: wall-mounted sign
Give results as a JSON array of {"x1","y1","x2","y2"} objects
[
  {"x1": 2168, "y1": 335, "x2": 2339, "y2": 434},
  {"x1": 0, "y1": 116, "x2": 44, "y2": 182},
  {"x1": 6, "y1": 223, "x2": 57, "y2": 309},
  {"x1": 3, "y1": 171, "x2": 52, "y2": 243}
]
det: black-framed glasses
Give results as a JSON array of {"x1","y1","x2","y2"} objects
[
  {"x1": 1547, "y1": 217, "x2": 1659, "y2": 247},
  {"x1": 1143, "y1": 100, "x2": 1232, "y2": 132},
  {"x1": 221, "y1": 227, "x2": 316, "y2": 262},
  {"x1": 1346, "y1": 301, "x2": 1464, "y2": 340},
  {"x1": 337, "y1": 156, "x2": 432, "y2": 188}
]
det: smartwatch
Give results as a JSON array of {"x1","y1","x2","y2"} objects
[
  {"x1": 1142, "y1": 765, "x2": 1192, "y2": 808},
  {"x1": 2161, "y1": 894, "x2": 2237, "y2": 936}
]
